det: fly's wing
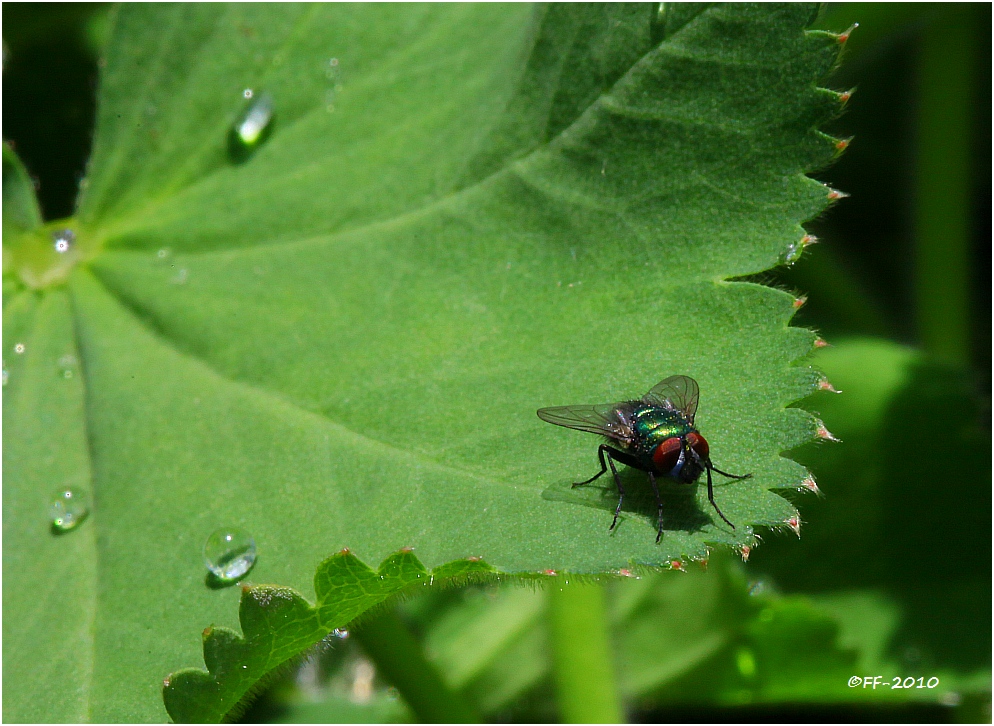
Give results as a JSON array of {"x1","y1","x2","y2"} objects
[
  {"x1": 536, "y1": 403, "x2": 634, "y2": 443},
  {"x1": 642, "y1": 375, "x2": 700, "y2": 424}
]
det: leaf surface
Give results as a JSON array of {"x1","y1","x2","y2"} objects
[{"x1": 3, "y1": 3, "x2": 845, "y2": 721}]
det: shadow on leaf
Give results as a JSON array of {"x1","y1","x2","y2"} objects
[{"x1": 541, "y1": 466, "x2": 716, "y2": 536}]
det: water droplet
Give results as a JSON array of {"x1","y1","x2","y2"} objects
[
  {"x1": 156, "y1": 248, "x2": 170, "y2": 260},
  {"x1": 14, "y1": 343, "x2": 25, "y2": 354},
  {"x1": 58, "y1": 354, "x2": 77, "y2": 379},
  {"x1": 52, "y1": 229, "x2": 75, "y2": 254},
  {"x1": 779, "y1": 240, "x2": 802, "y2": 266},
  {"x1": 2, "y1": 365, "x2": 8, "y2": 386},
  {"x1": 332, "y1": 628, "x2": 349, "y2": 639},
  {"x1": 243, "y1": 88, "x2": 254, "y2": 99},
  {"x1": 49, "y1": 487, "x2": 90, "y2": 531},
  {"x1": 203, "y1": 527, "x2": 257, "y2": 582},
  {"x1": 229, "y1": 92, "x2": 274, "y2": 161},
  {"x1": 170, "y1": 268, "x2": 188, "y2": 285}
]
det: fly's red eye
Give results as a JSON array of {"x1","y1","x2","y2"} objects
[
  {"x1": 651, "y1": 437, "x2": 682, "y2": 472},
  {"x1": 687, "y1": 432, "x2": 709, "y2": 460}
]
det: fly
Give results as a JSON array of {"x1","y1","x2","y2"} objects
[{"x1": 537, "y1": 375, "x2": 750, "y2": 542}]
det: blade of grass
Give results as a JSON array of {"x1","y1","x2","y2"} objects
[{"x1": 548, "y1": 580, "x2": 623, "y2": 723}]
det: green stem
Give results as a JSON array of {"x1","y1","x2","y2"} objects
[
  {"x1": 547, "y1": 580, "x2": 623, "y2": 723},
  {"x1": 354, "y1": 608, "x2": 480, "y2": 724},
  {"x1": 914, "y1": 6, "x2": 975, "y2": 366}
]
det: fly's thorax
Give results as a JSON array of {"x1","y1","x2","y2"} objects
[{"x1": 630, "y1": 404, "x2": 693, "y2": 454}]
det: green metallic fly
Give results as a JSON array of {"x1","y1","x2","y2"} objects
[{"x1": 537, "y1": 375, "x2": 750, "y2": 542}]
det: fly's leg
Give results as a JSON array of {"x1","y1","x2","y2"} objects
[
  {"x1": 688, "y1": 447, "x2": 735, "y2": 529},
  {"x1": 709, "y1": 463, "x2": 751, "y2": 480},
  {"x1": 648, "y1": 470, "x2": 664, "y2": 543},
  {"x1": 573, "y1": 445, "x2": 626, "y2": 532},
  {"x1": 705, "y1": 463, "x2": 735, "y2": 529},
  {"x1": 605, "y1": 449, "x2": 625, "y2": 532},
  {"x1": 572, "y1": 444, "x2": 610, "y2": 488}
]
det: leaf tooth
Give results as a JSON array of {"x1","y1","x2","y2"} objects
[
  {"x1": 784, "y1": 516, "x2": 802, "y2": 537},
  {"x1": 792, "y1": 295, "x2": 807, "y2": 310},
  {"x1": 813, "y1": 337, "x2": 829, "y2": 349},
  {"x1": 826, "y1": 187, "x2": 849, "y2": 201},
  {"x1": 834, "y1": 23, "x2": 859, "y2": 45},
  {"x1": 813, "y1": 418, "x2": 841, "y2": 442},
  {"x1": 739, "y1": 545, "x2": 752, "y2": 562},
  {"x1": 833, "y1": 136, "x2": 853, "y2": 154},
  {"x1": 800, "y1": 475, "x2": 822, "y2": 496},
  {"x1": 817, "y1": 377, "x2": 840, "y2": 393}
]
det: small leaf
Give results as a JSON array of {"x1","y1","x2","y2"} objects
[{"x1": 163, "y1": 549, "x2": 492, "y2": 723}]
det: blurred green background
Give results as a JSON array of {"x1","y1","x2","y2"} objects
[{"x1": 3, "y1": 3, "x2": 989, "y2": 723}]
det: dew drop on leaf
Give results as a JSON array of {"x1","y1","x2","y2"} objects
[
  {"x1": 779, "y1": 239, "x2": 802, "y2": 266},
  {"x1": 52, "y1": 229, "x2": 75, "y2": 254},
  {"x1": 58, "y1": 354, "x2": 77, "y2": 379},
  {"x1": 203, "y1": 527, "x2": 257, "y2": 582},
  {"x1": 228, "y1": 92, "x2": 274, "y2": 161},
  {"x1": 49, "y1": 487, "x2": 90, "y2": 532}
]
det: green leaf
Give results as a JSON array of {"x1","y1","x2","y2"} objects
[
  {"x1": 163, "y1": 549, "x2": 492, "y2": 723},
  {"x1": 2, "y1": 291, "x2": 96, "y2": 723},
  {"x1": 749, "y1": 338, "x2": 991, "y2": 701},
  {"x1": 4, "y1": 143, "x2": 85, "y2": 289},
  {"x1": 3, "y1": 143, "x2": 43, "y2": 240},
  {"x1": 3, "y1": 3, "x2": 847, "y2": 721}
]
